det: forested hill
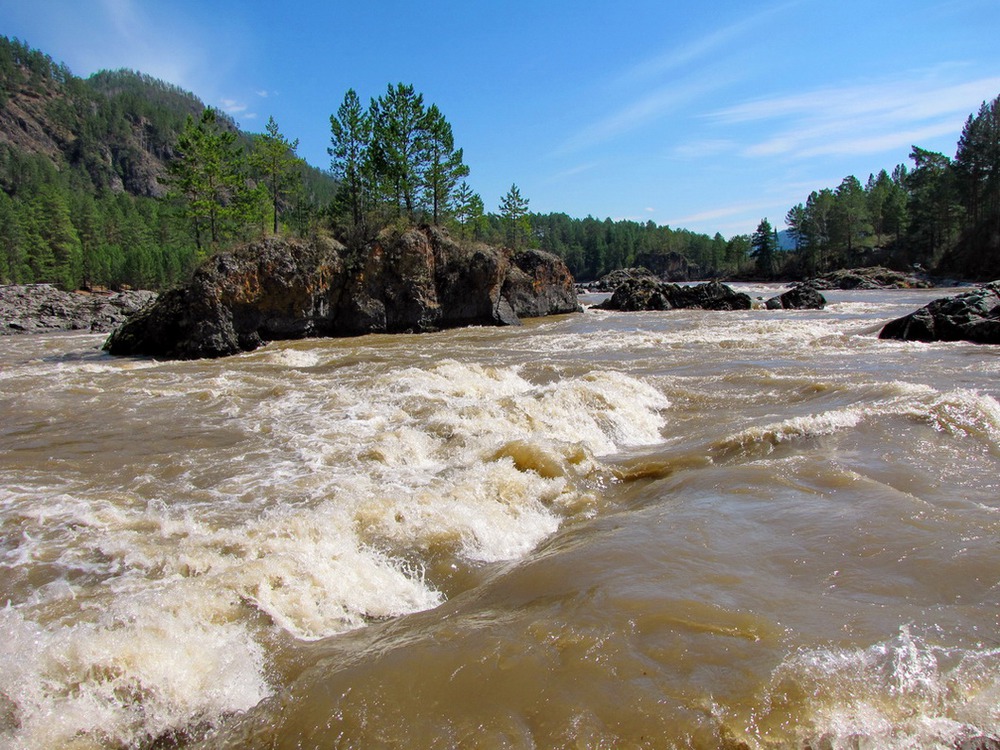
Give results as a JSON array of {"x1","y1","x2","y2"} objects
[
  {"x1": 0, "y1": 36, "x2": 336, "y2": 290},
  {"x1": 1, "y1": 42, "x2": 198, "y2": 197}
]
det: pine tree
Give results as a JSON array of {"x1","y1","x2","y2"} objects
[
  {"x1": 165, "y1": 107, "x2": 247, "y2": 257},
  {"x1": 832, "y1": 175, "x2": 869, "y2": 264},
  {"x1": 251, "y1": 116, "x2": 303, "y2": 235},
  {"x1": 369, "y1": 83, "x2": 430, "y2": 219},
  {"x1": 751, "y1": 218, "x2": 778, "y2": 277},
  {"x1": 422, "y1": 104, "x2": 469, "y2": 225},
  {"x1": 329, "y1": 89, "x2": 371, "y2": 230},
  {"x1": 453, "y1": 181, "x2": 485, "y2": 238},
  {"x1": 499, "y1": 183, "x2": 530, "y2": 249},
  {"x1": 34, "y1": 186, "x2": 83, "y2": 289}
]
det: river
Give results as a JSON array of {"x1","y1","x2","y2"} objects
[{"x1": 1, "y1": 285, "x2": 998, "y2": 749}]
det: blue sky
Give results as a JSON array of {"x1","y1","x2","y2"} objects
[{"x1": 3, "y1": 0, "x2": 1000, "y2": 238}]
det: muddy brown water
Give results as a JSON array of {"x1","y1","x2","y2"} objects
[{"x1": 1, "y1": 285, "x2": 998, "y2": 748}]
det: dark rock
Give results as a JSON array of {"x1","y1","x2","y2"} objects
[
  {"x1": 104, "y1": 228, "x2": 581, "y2": 359},
  {"x1": 878, "y1": 281, "x2": 1000, "y2": 344},
  {"x1": 1, "y1": 284, "x2": 156, "y2": 335},
  {"x1": 765, "y1": 284, "x2": 827, "y2": 310},
  {"x1": 806, "y1": 266, "x2": 932, "y2": 290},
  {"x1": 502, "y1": 247, "x2": 581, "y2": 320},
  {"x1": 596, "y1": 278, "x2": 752, "y2": 312},
  {"x1": 588, "y1": 267, "x2": 659, "y2": 293}
]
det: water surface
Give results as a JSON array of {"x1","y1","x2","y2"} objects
[{"x1": 1, "y1": 286, "x2": 998, "y2": 748}]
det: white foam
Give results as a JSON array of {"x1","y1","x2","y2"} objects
[
  {"x1": 715, "y1": 384, "x2": 1000, "y2": 459},
  {"x1": 0, "y1": 596, "x2": 269, "y2": 749},
  {"x1": 753, "y1": 626, "x2": 1000, "y2": 748}
]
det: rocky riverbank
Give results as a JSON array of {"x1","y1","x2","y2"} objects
[{"x1": 1, "y1": 284, "x2": 156, "y2": 335}]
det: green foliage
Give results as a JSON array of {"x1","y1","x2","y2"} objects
[
  {"x1": 0, "y1": 36, "x2": 332, "y2": 290},
  {"x1": 251, "y1": 116, "x2": 304, "y2": 234},
  {"x1": 423, "y1": 104, "x2": 470, "y2": 225},
  {"x1": 369, "y1": 83, "x2": 430, "y2": 218},
  {"x1": 329, "y1": 89, "x2": 371, "y2": 230},
  {"x1": 164, "y1": 108, "x2": 250, "y2": 257},
  {"x1": 328, "y1": 83, "x2": 470, "y2": 241},
  {"x1": 499, "y1": 183, "x2": 530, "y2": 249},
  {"x1": 750, "y1": 218, "x2": 778, "y2": 277},
  {"x1": 776, "y1": 94, "x2": 1000, "y2": 280},
  {"x1": 452, "y1": 181, "x2": 486, "y2": 239}
]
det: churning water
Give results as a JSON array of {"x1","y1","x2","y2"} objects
[{"x1": 1, "y1": 286, "x2": 999, "y2": 749}]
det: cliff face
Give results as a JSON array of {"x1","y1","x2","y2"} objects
[{"x1": 104, "y1": 227, "x2": 581, "y2": 359}]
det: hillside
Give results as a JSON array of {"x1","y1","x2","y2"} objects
[
  {"x1": 0, "y1": 38, "x2": 206, "y2": 197},
  {"x1": 0, "y1": 36, "x2": 337, "y2": 291}
]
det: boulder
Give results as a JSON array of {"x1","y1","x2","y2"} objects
[
  {"x1": 596, "y1": 279, "x2": 752, "y2": 312},
  {"x1": 765, "y1": 284, "x2": 827, "y2": 310},
  {"x1": 104, "y1": 228, "x2": 581, "y2": 359},
  {"x1": 591, "y1": 267, "x2": 659, "y2": 293},
  {"x1": 878, "y1": 281, "x2": 1000, "y2": 344},
  {"x1": 1, "y1": 284, "x2": 156, "y2": 335}
]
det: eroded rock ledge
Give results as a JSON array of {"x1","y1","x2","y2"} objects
[{"x1": 104, "y1": 227, "x2": 581, "y2": 359}]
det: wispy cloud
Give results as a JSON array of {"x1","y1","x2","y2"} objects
[
  {"x1": 615, "y1": 0, "x2": 801, "y2": 86},
  {"x1": 712, "y1": 73, "x2": 1000, "y2": 160},
  {"x1": 555, "y1": 3, "x2": 799, "y2": 156},
  {"x1": 544, "y1": 161, "x2": 601, "y2": 182},
  {"x1": 557, "y1": 69, "x2": 737, "y2": 155},
  {"x1": 670, "y1": 139, "x2": 735, "y2": 159},
  {"x1": 221, "y1": 98, "x2": 248, "y2": 114}
]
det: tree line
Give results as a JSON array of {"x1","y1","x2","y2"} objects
[
  {"x1": 3, "y1": 34, "x2": 1000, "y2": 291},
  {"x1": 747, "y1": 94, "x2": 1000, "y2": 281}
]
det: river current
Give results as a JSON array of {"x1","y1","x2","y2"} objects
[{"x1": 1, "y1": 285, "x2": 999, "y2": 749}]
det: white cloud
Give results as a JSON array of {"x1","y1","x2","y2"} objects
[
  {"x1": 711, "y1": 72, "x2": 1000, "y2": 161},
  {"x1": 221, "y1": 98, "x2": 248, "y2": 114},
  {"x1": 614, "y1": 0, "x2": 802, "y2": 86},
  {"x1": 545, "y1": 162, "x2": 601, "y2": 182},
  {"x1": 557, "y1": 70, "x2": 736, "y2": 155}
]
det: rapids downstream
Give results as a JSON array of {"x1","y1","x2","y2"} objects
[{"x1": 1, "y1": 285, "x2": 998, "y2": 749}]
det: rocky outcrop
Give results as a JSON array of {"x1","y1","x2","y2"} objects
[
  {"x1": 577, "y1": 267, "x2": 658, "y2": 293},
  {"x1": 806, "y1": 267, "x2": 932, "y2": 290},
  {"x1": 104, "y1": 228, "x2": 581, "y2": 359},
  {"x1": 878, "y1": 281, "x2": 1000, "y2": 344},
  {"x1": 765, "y1": 284, "x2": 827, "y2": 310},
  {"x1": 595, "y1": 278, "x2": 752, "y2": 312},
  {"x1": 1, "y1": 284, "x2": 156, "y2": 335}
]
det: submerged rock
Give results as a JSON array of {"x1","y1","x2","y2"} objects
[
  {"x1": 764, "y1": 284, "x2": 827, "y2": 310},
  {"x1": 596, "y1": 278, "x2": 752, "y2": 312},
  {"x1": 104, "y1": 228, "x2": 580, "y2": 359},
  {"x1": 878, "y1": 281, "x2": 1000, "y2": 344},
  {"x1": 1, "y1": 284, "x2": 156, "y2": 335}
]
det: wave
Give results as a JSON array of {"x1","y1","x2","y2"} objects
[
  {"x1": 710, "y1": 384, "x2": 1000, "y2": 464},
  {"x1": 745, "y1": 626, "x2": 1000, "y2": 748},
  {"x1": 0, "y1": 359, "x2": 673, "y2": 748}
]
